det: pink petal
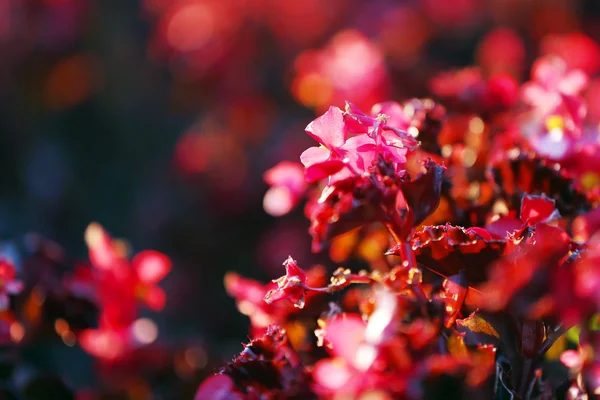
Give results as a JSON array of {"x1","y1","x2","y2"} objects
[
  {"x1": 324, "y1": 313, "x2": 366, "y2": 363},
  {"x1": 5, "y1": 281, "x2": 23, "y2": 295},
  {"x1": 341, "y1": 135, "x2": 377, "y2": 173},
  {"x1": 195, "y1": 375, "x2": 243, "y2": 400},
  {"x1": 145, "y1": 286, "x2": 167, "y2": 311},
  {"x1": 559, "y1": 69, "x2": 589, "y2": 95},
  {"x1": 305, "y1": 159, "x2": 346, "y2": 183},
  {"x1": 328, "y1": 167, "x2": 355, "y2": 185},
  {"x1": 283, "y1": 256, "x2": 307, "y2": 282},
  {"x1": 381, "y1": 128, "x2": 419, "y2": 150},
  {"x1": 521, "y1": 83, "x2": 547, "y2": 106},
  {"x1": 300, "y1": 146, "x2": 331, "y2": 168},
  {"x1": 313, "y1": 358, "x2": 353, "y2": 391},
  {"x1": 79, "y1": 328, "x2": 126, "y2": 360},
  {"x1": 344, "y1": 101, "x2": 378, "y2": 133},
  {"x1": 306, "y1": 106, "x2": 347, "y2": 148},
  {"x1": 532, "y1": 56, "x2": 566, "y2": 87},
  {"x1": 263, "y1": 161, "x2": 306, "y2": 195},
  {"x1": 560, "y1": 350, "x2": 583, "y2": 369},
  {"x1": 371, "y1": 101, "x2": 407, "y2": 129},
  {"x1": 263, "y1": 186, "x2": 295, "y2": 216},
  {"x1": 133, "y1": 250, "x2": 171, "y2": 284},
  {"x1": 224, "y1": 272, "x2": 269, "y2": 305}
]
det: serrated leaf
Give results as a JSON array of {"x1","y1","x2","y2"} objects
[{"x1": 456, "y1": 313, "x2": 500, "y2": 338}]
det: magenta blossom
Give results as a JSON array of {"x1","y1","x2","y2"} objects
[
  {"x1": 300, "y1": 104, "x2": 418, "y2": 184},
  {"x1": 264, "y1": 256, "x2": 309, "y2": 308},
  {"x1": 0, "y1": 259, "x2": 23, "y2": 311}
]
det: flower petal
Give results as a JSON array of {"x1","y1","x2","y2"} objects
[
  {"x1": 304, "y1": 159, "x2": 346, "y2": 183},
  {"x1": 300, "y1": 146, "x2": 331, "y2": 168},
  {"x1": 195, "y1": 375, "x2": 243, "y2": 400},
  {"x1": 5, "y1": 281, "x2": 23, "y2": 295},
  {"x1": 133, "y1": 250, "x2": 171, "y2": 284},
  {"x1": 520, "y1": 194, "x2": 560, "y2": 225},
  {"x1": 79, "y1": 328, "x2": 126, "y2": 360},
  {"x1": 305, "y1": 106, "x2": 347, "y2": 148},
  {"x1": 145, "y1": 286, "x2": 167, "y2": 311}
]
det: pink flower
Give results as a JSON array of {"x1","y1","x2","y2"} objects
[
  {"x1": 0, "y1": 259, "x2": 23, "y2": 311},
  {"x1": 78, "y1": 223, "x2": 171, "y2": 360},
  {"x1": 300, "y1": 106, "x2": 351, "y2": 183},
  {"x1": 291, "y1": 30, "x2": 389, "y2": 111},
  {"x1": 301, "y1": 104, "x2": 418, "y2": 184},
  {"x1": 313, "y1": 313, "x2": 372, "y2": 395},
  {"x1": 225, "y1": 272, "x2": 287, "y2": 335},
  {"x1": 263, "y1": 161, "x2": 307, "y2": 216},
  {"x1": 131, "y1": 250, "x2": 171, "y2": 311},
  {"x1": 79, "y1": 324, "x2": 129, "y2": 361},
  {"x1": 521, "y1": 56, "x2": 588, "y2": 117},
  {"x1": 344, "y1": 101, "x2": 419, "y2": 149},
  {"x1": 264, "y1": 256, "x2": 309, "y2": 308}
]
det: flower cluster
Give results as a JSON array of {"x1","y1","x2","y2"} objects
[
  {"x1": 74, "y1": 223, "x2": 171, "y2": 361},
  {"x1": 198, "y1": 50, "x2": 600, "y2": 399}
]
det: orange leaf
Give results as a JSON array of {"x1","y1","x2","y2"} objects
[{"x1": 456, "y1": 313, "x2": 500, "y2": 338}]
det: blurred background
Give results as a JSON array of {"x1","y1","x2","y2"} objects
[{"x1": 1, "y1": 0, "x2": 600, "y2": 398}]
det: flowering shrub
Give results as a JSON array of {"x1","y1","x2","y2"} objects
[
  {"x1": 0, "y1": 225, "x2": 172, "y2": 398},
  {"x1": 196, "y1": 52, "x2": 600, "y2": 399}
]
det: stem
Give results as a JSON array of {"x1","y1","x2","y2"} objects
[
  {"x1": 537, "y1": 325, "x2": 571, "y2": 358},
  {"x1": 303, "y1": 274, "x2": 374, "y2": 294},
  {"x1": 397, "y1": 240, "x2": 417, "y2": 269},
  {"x1": 518, "y1": 358, "x2": 535, "y2": 398}
]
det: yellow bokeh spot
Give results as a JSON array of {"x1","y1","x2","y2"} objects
[
  {"x1": 469, "y1": 117, "x2": 485, "y2": 134},
  {"x1": 581, "y1": 172, "x2": 600, "y2": 191},
  {"x1": 545, "y1": 115, "x2": 564, "y2": 131},
  {"x1": 84, "y1": 222, "x2": 104, "y2": 249}
]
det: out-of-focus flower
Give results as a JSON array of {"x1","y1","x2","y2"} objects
[
  {"x1": 430, "y1": 67, "x2": 520, "y2": 114},
  {"x1": 79, "y1": 325, "x2": 129, "y2": 361},
  {"x1": 377, "y1": 4, "x2": 430, "y2": 68},
  {"x1": 174, "y1": 127, "x2": 248, "y2": 191},
  {"x1": 521, "y1": 56, "x2": 588, "y2": 117},
  {"x1": 291, "y1": 30, "x2": 388, "y2": 112},
  {"x1": 420, "y1": 0, "x2": 482, "y2": 29},
  {"x1": 476, "y1": 27, "x2": 526, "y2": 78},
  {"x1": 0, "y1": 259, "x2": 23, "y2": 311},
  {"x1": 131, "y1": 250, "x2": 171, "y2": 311},
  {"x1": 78, "y1": 223, "x2": 171, "y2": 360},
  {"x1": 541, "y1": 33, "x2": 600, "y2": 76}
]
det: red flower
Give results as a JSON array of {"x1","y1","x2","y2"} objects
[
  {"x1": 263, "y1": 161, "x2": 307, "y2": 217},
  {"x1": 79, "y1": 325, "x2": 129, "y2": 361},
  {"x1": 521, "y1": 56, "x2": 588, "y2": 115},
  {"x1": 131, "y1": 250, "x2": 171, "y2": 311},
  {"x1": 78, "y1": 223, "x2": 171, "y2": 360},
  {"x1": 0, "y1": 259, "x2": 23, "y2": 311},
  {"x1": 264, "y1": 256, "x2": 308, "y2": 308}
]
